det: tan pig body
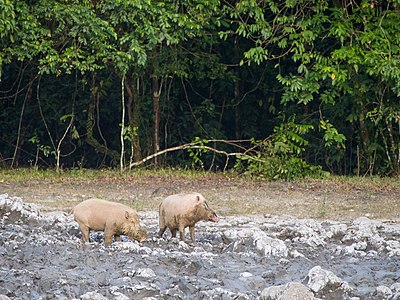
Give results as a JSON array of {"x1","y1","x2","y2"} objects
[
  {"x1": 73, "y1": 199, "x2": 147, "y2": 246},
  {"x1": 158, "y1": 192, "x2": 219, "y2": 242}
]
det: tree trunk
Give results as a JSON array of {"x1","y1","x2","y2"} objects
[
  {"x1": 125, "y1": 74, "x2": 142, "y2": 163},
  {"x1": 234, "y1": 69, "x2": 241, "y2": 140},
  {"x1": 12, "y1": 83, "x2": 32, "y2": 168},
  {"x1": 86, "y1": 75, "x2": 119, "y2": 164},
  {"x1": 359, "y1": 107, "x2": 372, "y2": 175},
  {"x1": 385, "y1": 117, "x2": 399, "y2": 174},
  {"x1": 152, "y1": 48, "x2": 161, "y2": 166}
]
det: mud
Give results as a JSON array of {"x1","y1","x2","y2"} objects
[{"x1": 1, "y1": 194, "x2": 400, "y2": 299}]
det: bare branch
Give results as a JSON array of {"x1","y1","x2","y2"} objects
[{"x1": 126, "y1": 140, "x2": 267, "y2": 171}]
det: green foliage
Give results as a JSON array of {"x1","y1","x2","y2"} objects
[
  {"x1": 29, "y1": 135, "x2": 56, "y2": 161},
  {"x1": 1, "y1": 0, "x2": 400, "y2": 178},
  {"x1": 235, "y1": 117, "x2": 328, "y2": 180},
  {"x1": 228, "y1": 0, "x2": 400, "y2": 175},
  {"x1": 187, "y1": 137, "x2": 209, "y2": 168},
  {"x1": 238, "y1": 154, "x2": 326, "y2": 181},
  {"x1": 320, "y1": 119, "x2": 346, "y2": 148}
]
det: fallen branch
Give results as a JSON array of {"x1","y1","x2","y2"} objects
[{"x1": 126, "y1": 140, "x2": 266, "y2": 171}]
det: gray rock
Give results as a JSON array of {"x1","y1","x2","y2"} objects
[
  {"x1": 254, "y1": 233, "x2": 288, "y2": 257},
  {"x1": 391, "y1": 292, "x2": 400, "y2": 300},
  {"x1": 135, "y1": 268, "x2": 156, "y2": 278},
  {"x1": 307, "y1": 266, "x2": 352, "y2": 298},
  {"x1": 375, "y1": 285, "x2": 392, "y2": 299},
  {"x1": 261, "y1": 282, "x2": 314, "y2": 300},
  {"x1": 0, "y1": 194, "x2": 42, "y2": 224},
  {"x1": 80, "y1": 291, "x2": 107, "y2": 300},
  {"x1": 223, "y1": 228, "x2": 288, "y2": 257},
  {"x1": 391, "y1": 283, "x2": 400, "y2": 292}
]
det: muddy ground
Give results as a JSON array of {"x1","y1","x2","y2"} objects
[{"x1": 1, "y1": 173, "x2": 400, "y2": 299}]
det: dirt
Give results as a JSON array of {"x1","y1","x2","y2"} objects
[{"x1": 1, "y1": 173, "x2": 399, "y2": 221}]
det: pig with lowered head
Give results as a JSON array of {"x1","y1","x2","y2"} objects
[
  {"x1": 158, "y1": 192, "x2": 219, "y2": 242},
  {"x1": 73, "y1": 199, "x2": 147, "y2": 246}
]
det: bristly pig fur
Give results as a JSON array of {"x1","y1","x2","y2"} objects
[
  {"x1": 73, "y1": 199, "x2": 147, "y2": 246},
  {"x1": 158, "y1": 192, "x2": 219, "y2": 242}
]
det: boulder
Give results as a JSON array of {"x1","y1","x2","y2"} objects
[
  {"x1": 254, "y1": 233, "x2": 288, "y2": 257},
  {"x1": 261, "y1": 282, "x2": 314, "y2": 300},
  {"x1": 307, "y1": 266, "x2": 352, "y2": 299},
  {"x1": 342, "y1": 217, "x2": 385, "y2": 251},
  {"x1": 0, "y1": 194, "x2": 42, "y2": 225},
  {"x1": 223, "y1": 228, "x2": 288, "y2": 257},
  {"x1": 80, "y1": 291, "x2": 107, "y2": 300},
  {"x1": 375, "y1": 285, "x2": 392, "y2": 299}
]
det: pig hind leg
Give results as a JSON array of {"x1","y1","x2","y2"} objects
[
  {"x1": 158, "y1": 226, "x2": 167, "y2": 238},
  {"x1": 78, "y1": 223, "x2": 90, "y2": 243},
  {"x1": 158, "y1": 209, "x2": 168, "y2": 238}
]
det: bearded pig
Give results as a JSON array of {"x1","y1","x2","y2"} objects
[
  {"x1": 158, "y1": 192, "x2": 220, "y2": 242},
  {"x1": 73, "y1": 199, "x2": 147, "y2": 246}
]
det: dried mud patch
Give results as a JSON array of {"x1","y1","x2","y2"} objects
[{"x1": 0, "y1": 174, "x2": 399, "y2": 220}]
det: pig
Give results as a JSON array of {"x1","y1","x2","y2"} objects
[
  {"x1": 73, "y1": 199, "x2": 147, "y2": 246},
  {"x1": 158, "y1": 192, "x2": 219, "y2": 242}
]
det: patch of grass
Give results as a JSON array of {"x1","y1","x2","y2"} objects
[
  {"x1": 0, "y1": 167, "x2": 93, "y2": 182},
  {"x1": 1, "y1": 167, "x2": 399, "y2": 193},
  {"x1": 0, "y1": 167, "x2": 219, "y2": 183},
  {"x1": 131, "y1": 167, "x2": 217, "y2": 180}
]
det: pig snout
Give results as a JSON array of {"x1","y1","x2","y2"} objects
[
  {"x1": 209, "y1": 211, "x2": 220, "y2": 222},
  {"x1": 127, "y1": 225, "x2": 147, "y2": 242},
  {"x1": 121, "y1": 216, "x2": 148, "y2": 242}
]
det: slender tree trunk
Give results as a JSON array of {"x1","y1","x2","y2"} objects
[
  {"x1": 125, "y1": 74, "x2": 142, "y2": 163},
  {"x1": 385, "y1": 117, "x2": 399, "y2": 173},
  {"x1": 359, "y1": 107, "x2": 371, "y2": 174},
  {"x1": 86, "y1": 74, "x2": 119, "y2": 164},
  {"x1": 152, "y1": 48, "x2": 162, "y2": 166},
  {"x1": 12, "y1": 83, "x2": 32, "y2": 168},
  {"x1": 234, "y1": 69, "x2": 241, "y2": 140},
  {"x1": 120, "y1": 75, "x2": 125, "y2": 171}
]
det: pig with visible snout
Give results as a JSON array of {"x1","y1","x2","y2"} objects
[
  {"x1": 158, "y1": 192, "x2": 220, "y2": 242},
  {"x1": 73, "y1": 199, "x2": 147, "y2": 246}
]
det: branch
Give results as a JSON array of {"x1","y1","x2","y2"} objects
[{"x1": 126, "y1": 140, "x2": 267, "y2": 171}]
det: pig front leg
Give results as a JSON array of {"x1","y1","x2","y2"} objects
[
  {"x1": 104, "y1": 227, "x2": 114, "y2": 246},
  {"x1": 179, "y1": 224, "x2": 186, "y2": 241},
  {"x1": 170, "y1": 228, "x2": 177, "y2": 238},
  {"x1": 189, "y1": 225, "x2": 196, "y2": 243}
]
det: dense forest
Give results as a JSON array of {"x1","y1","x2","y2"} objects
[{"x1": 1, "y1": 0, "x2": 400, "y2": 179}]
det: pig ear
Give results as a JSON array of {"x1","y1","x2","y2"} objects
[{"x1": 125, "y1": 211, "x2": 129, "y2": 219}]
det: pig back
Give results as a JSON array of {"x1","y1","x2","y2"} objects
[{"x1": 159, "y1": 193, "x2": 204, "y2": 223}]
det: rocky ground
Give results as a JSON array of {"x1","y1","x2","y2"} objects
[{"x1": 1, "y1": 192, "x2": 400, "y2": 300}]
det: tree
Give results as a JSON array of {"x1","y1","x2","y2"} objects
[{"x1": 226, "y1": 0, "x2": 400, "y2": 175}]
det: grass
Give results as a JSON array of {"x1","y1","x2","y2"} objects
[
  {"x1": 0, "y1": 168, "x2": 399, "y2": 190},
  {"x1": 0, "y1": 167, "x2": 214, "y2": 183}
]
